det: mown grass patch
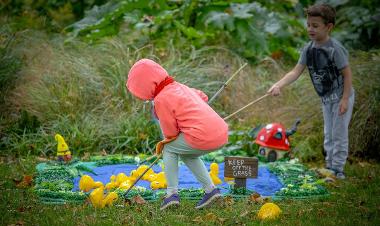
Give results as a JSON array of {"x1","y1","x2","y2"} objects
[{"x1": 1, "y1": 157, "x2": 379, "y2": 225}]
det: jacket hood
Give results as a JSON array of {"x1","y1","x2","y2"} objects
[{"x1": 126, "y1": 59, "x2": 169, "y2": 100}]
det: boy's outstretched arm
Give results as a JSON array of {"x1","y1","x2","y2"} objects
[
  {"x1": 267, "y1": 64, "x2": 306, "y2": 96},
  {"x1": 339, "y1": 66, "x2": 353, "y2": 115}
]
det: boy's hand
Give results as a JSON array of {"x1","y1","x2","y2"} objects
[
  {"x1": 267, "y1": 84, "x2": 281, "y2": 96},
  {"x1": 339, "y1": 98, "x2": 348, "y2": 115}
]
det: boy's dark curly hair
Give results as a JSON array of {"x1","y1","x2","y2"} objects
[{"x1": 305, "y1": 4, "x2": 336, "y2": 25}]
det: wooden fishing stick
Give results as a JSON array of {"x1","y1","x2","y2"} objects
[
  {"x1": 208, "y1": 62, "x2": 248, "y2": 104},
  {"x1": 223, "y1": 94, "x2": 270, "y2": 121},
  {"x1": 124, "y1": 153, "x2": 163, "y2": 199}
]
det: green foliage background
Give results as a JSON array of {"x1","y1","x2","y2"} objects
[{"x1": 0, "y1": 0, "x2": 379, "y2": 162}]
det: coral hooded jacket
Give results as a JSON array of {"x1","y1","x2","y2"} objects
[{"x1": 126, "y1": 59, "x2": 228, "y2": 150}]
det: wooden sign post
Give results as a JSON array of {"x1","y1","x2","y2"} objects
[{"x1": 224, "y1": 156, "x2": 258, "y2": 188}]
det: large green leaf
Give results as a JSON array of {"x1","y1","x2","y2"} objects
[
  {"x1": 230, "y1": 2, "x2": 265, "y2": 19},
  {"x1": 204, "y1": 12, "x2": 235, "y2": 31},
  {"x1": 65, "y1": 0, "x2": 151, "y2": 40}
]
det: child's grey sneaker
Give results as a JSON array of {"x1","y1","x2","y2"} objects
[
  {"x1": 335, "y1": 171, "x2": 346, "y2": 179},
  {"x1": 160, "y1": 193, "x2": 180, "y2": 210},
  {"x1": 195, "y1": 188, "x2": 222, "y2": 209}
]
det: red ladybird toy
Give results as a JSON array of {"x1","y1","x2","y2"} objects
[{"x1": 255, "y1": 119, "x2": 300, "y2": 162}]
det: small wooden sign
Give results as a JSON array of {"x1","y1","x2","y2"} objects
[
  {"x1": 224, "y1": 156, "x2": 258, "y2": 188},
  {"x1": 224, "y1": 156, "x2": 258, "y2": 178}
]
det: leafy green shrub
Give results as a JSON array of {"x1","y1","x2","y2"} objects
[
  {"x1": 326, "y1": 0, "x2": 380, "y2": 50},
  {"x1": 66, "y1": 1, "x2": 306, "y2": 62},
  {"x1": 1, "y1": 0, "x2": 108, "y2": 30}
]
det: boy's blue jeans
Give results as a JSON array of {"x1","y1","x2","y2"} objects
[
  {"x1": 162, "y1": 133, "x2": 217, "y2": 195},
  {"x1": 322, "y1": 90, "x2": 355, "y2": 173}
]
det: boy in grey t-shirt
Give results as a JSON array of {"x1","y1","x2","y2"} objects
[{"x1": 267, "y1": 4, "x2": 355, "y2": 179}]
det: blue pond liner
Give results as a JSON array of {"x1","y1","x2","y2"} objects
[{"x1": 73, "y1": 162, "x2": 283, "y2": 196}]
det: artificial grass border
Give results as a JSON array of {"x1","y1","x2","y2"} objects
[{"x1": 33, "y1": 155, "x2": 328, "y2": 204}]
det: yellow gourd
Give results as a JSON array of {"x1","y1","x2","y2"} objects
[{"x1": 257, "y1": 203, "x2": 282, "y2": 220}]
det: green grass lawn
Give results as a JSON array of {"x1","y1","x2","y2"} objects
[{"x1": 1, "y1": 157, "x2": 379, "y2": 226}]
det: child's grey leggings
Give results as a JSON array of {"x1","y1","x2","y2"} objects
[
  {"x1": 323, "y1": 90, "x2": 355, "y2": 173},
  {"x1": 162, "y1": 133, "x2": 216, "y2": 195}
]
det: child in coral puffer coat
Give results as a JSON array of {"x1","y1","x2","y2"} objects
[{"x1": 126, "y1": 59, "x2": 228, "y2": 210}]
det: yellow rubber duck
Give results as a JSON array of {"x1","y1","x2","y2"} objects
[
  {"x1": 55, "y1": 134, "x2": 72, "y2": 162},
  {"x1": 130, "y1": 170, "x2": 140, "y2": 180},
  {"x1": 119, "y1": 180, "x2": 133, "y2": 190},
  {"x1": 105, "y1": 175, "x2": 118, "y2": 190},
  {"x1": 209, "y1": 163, "x2": 222, "y2": 185},
  {"x1": 89, "y1": 186, "x2": 118, "y2": 208},
  {"x1": 102, "y1": 192, "x2": 118, "y2": 207},
  {"x1": 257, "y1": 203, "x2": 282, "y2": 220},
  {"x1": 136, "y1": 165, "x2": 155, "y2": 180},
  {"x1": 79, "y1": 175, "x2": 103, "y2": 192},
  {"x1": 150, "y1": 180, "x2": 167, "y2": 190},
  {"x1": 89, "y1": 186, "x2": 105, "y2": 208},
  {"x1": 147, "y1": 173, "x2": 158, "y2": 182},
  {"x1": 150, "y1": 172, "x2": 167, "y2": 189},
  {"x1": 115, "y1": 173, "x2": 131, "y2": 186}
]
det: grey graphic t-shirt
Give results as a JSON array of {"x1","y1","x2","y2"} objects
[{"x1": 298, "y1": 38, "x2": 349, "y2": 103}]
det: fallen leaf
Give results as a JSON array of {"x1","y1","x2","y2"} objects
[
  {"x1": 204, "y1": 212, "x2": 217, "y2": 221},
  {"x1": 131, "y1": 195, "x2": 146, "y2": 205},
  {"x1": 17, "y1": 207, "x2": 26, "y2": 213},
  {"x1": 192, "y1": 216, "x2": 203, "y2": 223},
  {"x1": 82, "y1": 152, "x2": 91, "y2": 161},
  {"x1": 317, "y1": 209, "x2": 326, "y2": 217},
  {"x1": 124, "y1": 199, "x2": 131, "y2": 206},
  {"x1": 223, "y1": 196, "x2": 235, "y2": 207},
  {"x1": 271, "y1": 50, "x2": 283, "y2": 60},
  {"x1": 122, "y1": 215, "x2": 135, "y2": 226},
  {"x1": 262, "y1": 196, "x2": 272, "y2": 203},
  {"x1": 14, "y1": 175, "x2": 33, "y2": 188},
  {"x1": 36, "y1": 157, "x2": 49, "y2": 162},
  {"x1": 240, "y1": 210, "x2": 249, "y2": 217},
  {"x1": 217, "y1": 217, "x2": 227, "y2": 224},
  {"x1": 249, "y1": 193, "x2": 264, "y2": 204},
  {"x1": 13, "y1": 177, "x2": 22, "y2": 185}
]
